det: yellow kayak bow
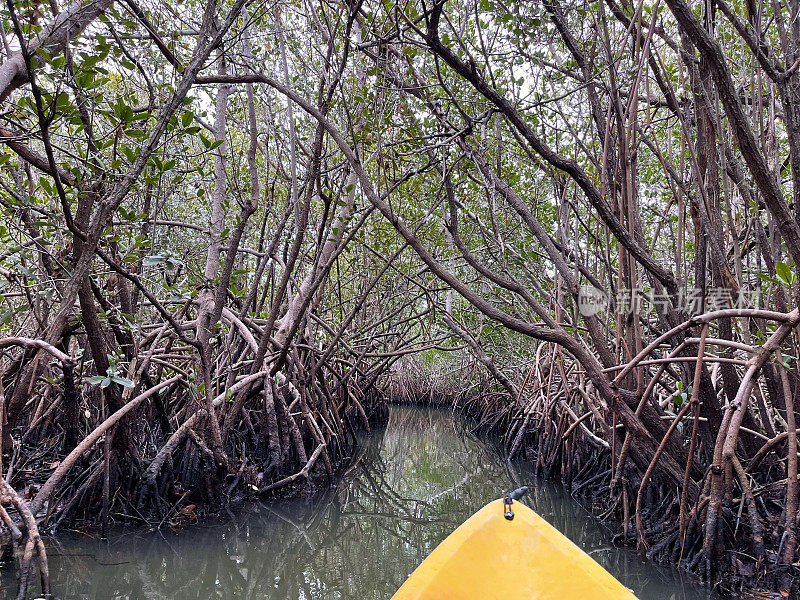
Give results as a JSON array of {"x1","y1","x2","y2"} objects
[{"x1": 391, "y1": 489, "x2": 638, "y2": 600}]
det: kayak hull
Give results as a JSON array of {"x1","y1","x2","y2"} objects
[{"x1": 391, "y1": 498, "x2": 638, "y2": 600}]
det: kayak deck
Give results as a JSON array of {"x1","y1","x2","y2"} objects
[{"x1": 391, "y1": 498, "x2": 638, "y2": 600}]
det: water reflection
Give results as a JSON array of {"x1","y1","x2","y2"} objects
[{"x1": 5, "y1": 407, "x2": 715, "y2": 599}]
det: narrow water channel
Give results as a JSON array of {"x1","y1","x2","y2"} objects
[{"x1": 8, "y1": 407, "x2": 715, "y2": 599}]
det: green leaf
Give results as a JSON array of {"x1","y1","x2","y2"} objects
[
  {"x1": 758, "y1": 273, "x2": 781, "y2": 286},
  {"x1": 121, "y1": 145, "x2": 136, "y2": 163},
  {"x1": 776, "y1": 261, "x2": 795, "y2": 286},
  {"x1": 111, "y1": 375, "x2": 135, "y2": 388},
  {"x1": 114, "y1": 100, "x2": 134, "y2": 123},
  {"x1": 143, "y1": 254, "x2": 167, "y2": 266}
]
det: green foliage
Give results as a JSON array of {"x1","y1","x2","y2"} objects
[{"x1": 85, "y1": 353, "x2": 134, "y2": 389}]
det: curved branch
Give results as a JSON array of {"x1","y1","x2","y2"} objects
[
  {"x1": 0, "y1": 0, "x2": 114, "y2": 101},
  {"x1": 422, "y1": 3, "x2": 678, "y2": 293},
  {"x1": 0, "y1": 337, "x2": 75, "y2": 367},
  {"x1": 30, "y1": 375, "x2": 183, "y2": 515}
]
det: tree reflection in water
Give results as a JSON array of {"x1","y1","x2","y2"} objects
[{"x1": 10, "y1": 407, "x2": 714, "y2": 599}]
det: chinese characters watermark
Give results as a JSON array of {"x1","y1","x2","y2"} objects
[{"x1": 577, "y1": 285, "x2": 759, "y2": 317}]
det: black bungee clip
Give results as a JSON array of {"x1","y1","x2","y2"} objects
[{"x1": 503, "y1": 486, "x2": 529, "y2": 521}]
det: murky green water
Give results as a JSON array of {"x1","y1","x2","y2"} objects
[{"x1": 9, "y1": 407, "x2": 714, "y2": 599}]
